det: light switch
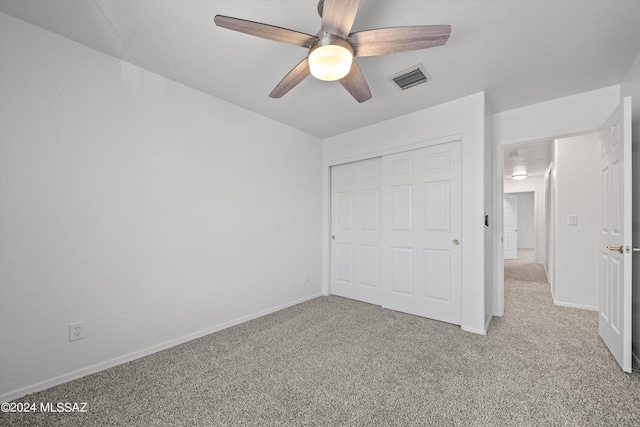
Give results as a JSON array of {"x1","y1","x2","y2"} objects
[{"x1": 568, "y1": 215, "x2": 577, "y2": 225}]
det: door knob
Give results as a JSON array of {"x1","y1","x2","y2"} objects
[
  {"x1": 606, "y1": 245, "x2": 624, "y2": 254},
  {"x1": 331, "y1": 235, "x2": 335, "y2": 240},
  {"x1": 453, "y1": 239, "x2": 460, "y2": 245}
]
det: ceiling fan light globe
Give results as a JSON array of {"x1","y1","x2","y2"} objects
[{"x1": 308, "y1": 44, "x2": 353, "y2": 81}]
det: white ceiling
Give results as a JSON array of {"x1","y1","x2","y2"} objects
[
  {"x1": 503, "y1": 140, "x2": 552, "y2": 180},
  {"x1": 1, "y1": 0, "x2": 639, "y2": 138}
]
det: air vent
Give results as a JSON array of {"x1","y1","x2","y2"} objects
[{"x1": 389, "y1": 65, "x2": 431, "y2": 91}]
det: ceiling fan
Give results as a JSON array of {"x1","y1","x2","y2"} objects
[{"x1": 214, "y1": 0, "x2": 451, "y2": 103}]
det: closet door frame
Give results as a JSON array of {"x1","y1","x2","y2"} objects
[{"x1": 326, "y1": 133, "x2": 462, "y2": 320}]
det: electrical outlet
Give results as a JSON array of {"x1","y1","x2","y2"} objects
[
  {"x1": 305, "y1": 272, "x2": 310, "y2": 282},
  {"x1": 69, "y1": 321, "x2": 85, "y2": 342}
]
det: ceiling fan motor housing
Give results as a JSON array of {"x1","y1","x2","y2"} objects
[{"x1": 309, "y1": 34, "x2": 353, "y2": 57}]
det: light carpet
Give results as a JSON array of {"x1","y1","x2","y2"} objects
[
  {"x1": 504, "y1": 257, "x2": 549, "y2": 283},
  {"x1": 2, "y1": 281, "x2": 639, "y2": 426}
]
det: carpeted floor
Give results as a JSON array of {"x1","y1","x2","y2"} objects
[
  {"x1": 2, "y1": 269, "x2": 639, "y2": 426},
  {"x1": 504, "y1": 249, "x2": 548, "y2": 283}
]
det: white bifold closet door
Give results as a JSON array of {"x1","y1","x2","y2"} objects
[
  {"x1": 331, "y1": 157, "x2": 382, "y2": 305},
  {"x1": 330, "y1": 142, "x2": 461, "y2": 325}
]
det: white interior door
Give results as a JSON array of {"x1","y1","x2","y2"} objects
[
  {"x1": 381, "y1": 142, "x2": 462, "y2": 324},
  {"x1": 503, "y1": 194, "x2": 518, "y2": 260},
  {"x1": 330, "y1": 158, "x2": 382, "y2": 305},
  {"x1": 599, "y1": 96, "x2": 632, "y2": 373}
]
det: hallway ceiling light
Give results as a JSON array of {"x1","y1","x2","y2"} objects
[{"x1": 512, "y1": 172, "x2": 528, "y2": 180}]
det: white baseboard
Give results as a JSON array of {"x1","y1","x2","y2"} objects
[
  {"x1": 1, "y1": 293, "x2": 322, "y2": 403},
  {"x1": 485, "y1": 315, "x2": 493, "y2": 333},
  {"x1": 551, "y1": 295, "x2": 599, "y2": 312},
  {"x1": 461, "y1": 323, "x2": 488, "y2": 335}
]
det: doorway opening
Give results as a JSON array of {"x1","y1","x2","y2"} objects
[
  {"x1": 497, "y1": 133, "x2": 601, "y2": 316},
  {"x1": 503, "y1": 191, "x2": 536, "y2": 262},
  {"x1": 501, "y1": 141, "x2": 551, "y2": 296},
  {"x1": 503, "y1": 191, "x2": 548, "y2": 284}
]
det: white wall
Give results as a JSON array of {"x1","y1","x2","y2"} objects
[
  {"x1": 520, "y1": 193, "x2": 535, "y2": 249},
  {"x1": 620, "y1": 50, "x2": 640, "y2": 366},
  {"x1": 515, "y1": 193, "x2": 535, "y2": 249},
  {"x1": 323, "y1": 92, "x2": 490, "y2": 334},
  {"x1": 0, "y1": 13, "x2": 322, "y2": 401},
  {"x1": 550, "y1": 134, "x2": 600, "y2": 310},
  {"x1": 494, "y1": 86, "x2": 621, "y2": 146}
]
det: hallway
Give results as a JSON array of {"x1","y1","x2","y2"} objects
[{"x1": 504, "y1": 249, "x2": 548, "y2": 283}]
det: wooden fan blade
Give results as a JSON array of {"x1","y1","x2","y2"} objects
[
  {"x1": 339, "y1": 61, "x2": 372, "y2": 103},
  {"x1": 320, "y1": 0, "x2": 360, "y2": 39},
  {"x1": 214, "y1": 15, "x2": 318, "y2": 48},
  {"x1": 349, "y1": 25, "x2": 451, "y2": 57},
  {"x1": 269, "y1": 58, "x2": 311, "y2": 98}
]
